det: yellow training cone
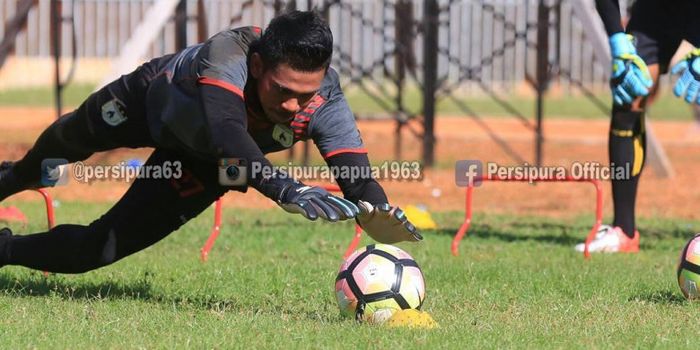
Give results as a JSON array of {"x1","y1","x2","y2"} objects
[
  {"x1": 385, "y1": 309, "x2": 438, "y2": 329},
  {"x1": 403, "y1": 205, "x2": 437, "y2": 230}
]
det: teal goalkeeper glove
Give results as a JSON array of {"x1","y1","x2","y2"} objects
[
  {"x1": 672, "y1": 48, "x2": 700, "y2": 105},
  {"x1": 609, "y1": 33, "x2": 653, "y2": 106}
]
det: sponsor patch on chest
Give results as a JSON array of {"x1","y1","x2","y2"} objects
[{"x1": 272, "y1": 123, "x2": 294, "y2": 148}]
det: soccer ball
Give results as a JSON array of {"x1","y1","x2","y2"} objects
[
  {"x1": 677, "y1": 234, "x2": 700, "y2": 300},
  {"x1": 335, "y1": 244, "x2": 425, "y2": 323}
]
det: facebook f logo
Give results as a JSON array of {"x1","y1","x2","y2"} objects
[{"x1": 455, "y1": 160, "x2": 483, "y2": 187}]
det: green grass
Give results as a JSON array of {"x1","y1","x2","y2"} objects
[
  {"x1": 1, "y1": 83, "x2": 695, "y2": 121},
  {"x1": 0, "y1": 201, "x2": 698, "y2": 348},
  {"x1": 343, "y1": 85, "x2": 695, "y2": 121},
  {"x1": 0, "y1": 84, "x2": 95, "y2": 108}
]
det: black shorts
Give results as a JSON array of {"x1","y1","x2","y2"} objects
[{"x1": 627, "y1": 0, "x2": 700, "y2": 73}]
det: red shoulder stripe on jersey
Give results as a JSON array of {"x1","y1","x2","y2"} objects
[
  {"x1": 309, "y1": 94, "x2": 326, "y2": 107},
  {"x1": 290, "y1": 121, "x2": 308, "y2": 128},
  {"x1": 295, "y1": 94, "x2": 326, "y2": 119},
  {"x1": 198, "y1": 77, "x2": 244, "y2": 99},
  {"x1": 324, "y1": 148, "x2": 368, "y2": 159}
]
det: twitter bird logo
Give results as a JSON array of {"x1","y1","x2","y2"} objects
[{"x1": 41, "y1": 159, "x2": 69, "y2": 186}]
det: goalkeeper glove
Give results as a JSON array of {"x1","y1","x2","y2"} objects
[
  {"x1": 672, "y1": 48, "x2": 700, "y2": 105},
  {"x1": 356, "y1": 201, "x2": 423, "y2": 244},
  {"x1": 609, "y1": 33, "x2": 653, "y2": 106},
  {"x1": 278, "y1": 181, "x2": 359, "y2": 222}
]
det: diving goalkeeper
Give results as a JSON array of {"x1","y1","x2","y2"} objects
[{"x1": 0, "y1": 10, "x2": 421, "y2": 273}]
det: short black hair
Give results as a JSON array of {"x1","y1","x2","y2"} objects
[{"x1": 252, "y1": 10, "x2": 333, "y2": 72}]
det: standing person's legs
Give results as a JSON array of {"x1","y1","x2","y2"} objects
[
  {"x1": 609, "y1": 1, "x2": 678, "y2": 237},
  {"x1": 0, "y1": 148, "x2": 227, "y2": 273},
  {"x1": 608, "y1": 64, "x2": 659, "y2": 238},
  {"x1": 0, "y1": 65, "x2": 155, "y2": 201},
  {"x1": 577, "y1": 2, "x2": 681, "y2": 253}
]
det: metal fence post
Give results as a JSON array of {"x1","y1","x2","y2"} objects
[
  {"x1": 50, "y1": 0, "x2": 63, "y2": 119},
  {"x1": 422, "y1": 0, "x2": 439, "y2": 167},
  {"x1": 175, "y1": 0, "x2": 187, "y2": 50},
  {"x1": 196, "y1": 0, "x2": 208, "y2": 43},
  {"x1": 535, "y1": 0, "x2": 550, "y2": 167}
]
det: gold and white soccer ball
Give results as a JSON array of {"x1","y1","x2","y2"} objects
[{"x1": 335, "y1": 244, "x2": 425, "y2": 323}]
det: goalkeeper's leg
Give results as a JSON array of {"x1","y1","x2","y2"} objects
[
  {"x1": 0, "y1": 148, "x2": 228, "y2": 273},
  {"x1": 609, "y1": 64, "x2": 659, "y2": 238},
  {"x1": 0, "y1": 68, "x2": 154, "y2": 202},
  {"x1": 576, "y1": 64, "x2": 660, "y2": 253}
]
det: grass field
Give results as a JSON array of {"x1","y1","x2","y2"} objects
[
  {"x1": 0, "y1": 201, "x2": 698, "y2": 348},
  {"x1": 0, "y1": 83, "x2": 695, "y2": 121}
]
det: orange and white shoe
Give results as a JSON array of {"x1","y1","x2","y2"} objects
[{"x1": 574, "y1": 225, "x2": 639, "y2": 253}]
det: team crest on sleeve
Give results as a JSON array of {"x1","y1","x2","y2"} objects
[
  {"x1": 101, "y1": 99, "x2": 128, "y2": 126},
  {"x1": 272, "y1": 124, "x2": 294, "y2": 148}
]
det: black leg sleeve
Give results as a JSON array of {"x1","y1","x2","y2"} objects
[
  {"x1": 609, "y1": 108, "x2": 646, "y2": 237},
  {"x1": 2, "y1": 148, "x2": 227, "y2": 273}
]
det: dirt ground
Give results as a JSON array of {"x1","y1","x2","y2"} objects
[{"x1": 3, "y1": 106, "x2": 700, "y2": 222}]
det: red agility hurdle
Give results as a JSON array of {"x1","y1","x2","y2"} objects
[
  {"x1": 34, "y1": 189, "x2": 56, "y2": 230},
  {"x1": 199, "y1": 198, "x2": 223, "y2": 262},
  {"x1": 0, "y1": 189, "x2": 57, "y2": 277},
  {"x1": 35, "y1": 189, "x2": 56, "y2": 277},
  {"x1": 200, "y1": 184, "x2": 363, "y2": 261},
  {"x1": 0, "y1": 189, "x2": 55, "y2": 229},
  {"x1": 451, "y1": 176, "x2": 603, "y2": 259}
]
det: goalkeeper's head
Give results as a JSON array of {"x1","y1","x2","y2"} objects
[{"x1": 248, "y1": 10, "x2": 333, "y2": 124}]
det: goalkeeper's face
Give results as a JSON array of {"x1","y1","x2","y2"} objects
[{"x1": 251, "y1": 53, "x2": 324, "y2": 124}]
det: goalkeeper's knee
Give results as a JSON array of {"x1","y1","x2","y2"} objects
[{"x1": 610, "y1": 108, "x2": 646, "y2": 177}]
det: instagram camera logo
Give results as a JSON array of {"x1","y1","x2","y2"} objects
[
  {"x1": 455, "y1": 160, "x2": 483, "y2": 187},
  {"x1": 218, "y1": 158, "x2": 247, "y2": 186},
  {"x1": 41, "y1": 158, "x2": 69, "y2": 187}
]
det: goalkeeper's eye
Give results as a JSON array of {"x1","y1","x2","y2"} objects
[{"x1": 273, "y1": 82, "x2": 318, "y2": 108}]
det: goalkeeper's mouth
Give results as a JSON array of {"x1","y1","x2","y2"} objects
[{"x1": 267, "y1": 111, "x2": 295, "y2": 124}]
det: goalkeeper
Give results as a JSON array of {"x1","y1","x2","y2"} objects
[
  {"x1": 576, "y1": 0, "x2": 700, "y2": 253},
  {"x1": 0, "y1": 10, "x2": 421, "y2": 273}
]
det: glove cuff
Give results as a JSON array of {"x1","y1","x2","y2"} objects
[
  {"x1": 609, "y1": 32, "x2": 636, "y2": 57},
  {"x1": 252, "y1": 170, "x2": 300, "y2": 203},
  {"x1": 688, "y1": 48, "x2": 700, "y2": 71}
]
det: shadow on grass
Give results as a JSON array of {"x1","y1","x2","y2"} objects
[
  {"x1": 434, "y1": 221, "x2": 584, "y2": 247},
  {"x1": 628, "y1": 290, "x2": 688, "y2": 305},
  {"x1": 0, "y1": 273, "x2": 240, "y2": 311},
  {"x1": 0, "y1": 273, "x2": 345, "y2": 321},
  {"x1": 640, "y1": 226, "x2": 699, "y2": 240}
]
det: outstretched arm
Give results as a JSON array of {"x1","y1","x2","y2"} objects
[
  {"x1": 195, "y1": 28, "x2": 357, "y2": 221},
  {"x1": 325, "y1": 152, "x2": 387, "y2": 205},
  {"x1": 310, "y1": 70, "x2": 420, "y2": 239},
  {"x1": 325, "y1": 150, "x2": 422, "y2": 244},
  {"x1": 198, "y1": 84, "x2": 357, "y2": 222}
]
